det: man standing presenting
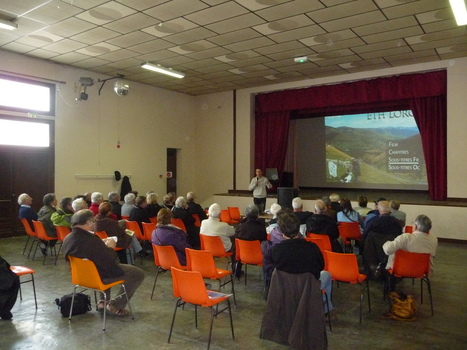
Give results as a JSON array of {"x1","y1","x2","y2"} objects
[{"x1": 248, "y1": 168, "x2": 272, "y2": 213}]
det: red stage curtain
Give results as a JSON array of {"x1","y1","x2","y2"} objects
[
  {"x1": 254, "y1": 70, "x2": 447, "y2": 200},
  {"x1": 254, "y1": 111, "x2": 290, "y2": 175}
]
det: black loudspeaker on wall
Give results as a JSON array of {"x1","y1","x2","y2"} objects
[
  {"x1": 281, "y1": 172, "x2": 294, "y2": 187},
  {"x1": 277, "y1": 187, "x2": 298, "y2": 209}
]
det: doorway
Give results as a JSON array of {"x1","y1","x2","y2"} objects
[{"x1": 166, "y1": 148, "x2": 177, "y2": 196}]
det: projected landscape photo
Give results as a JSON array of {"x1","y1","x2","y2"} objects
[{"x1": 325, "y1": 111, "x2": 427, "y2": 187}]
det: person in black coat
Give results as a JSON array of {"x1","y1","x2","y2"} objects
[
  {"x1": 306, "y1": 199, "x2": 343, "y2": 252},
  {"x1": 129, "y1": 196, "x2": 150, "y2": 231},
  {"x1": 172, "y1": 196, "x2": 200, "y2": 249},
  {"x1": 0, "y1": 256, "x2": 20, "y2": 320}
]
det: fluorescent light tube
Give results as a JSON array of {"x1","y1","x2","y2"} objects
[
  {"x1": 450, "y1": 0, "x2": 467, "y2": 26},
  {"x1": 140, "y1": 62, "x2": 185, "y2": 79},
  {"x1": 0, "y1": 19, "x2": 17, "y2": 30}
]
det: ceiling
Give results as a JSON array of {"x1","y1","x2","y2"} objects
[{"x1": 0, "y1": 0, "x2": 466, "y2": 96}]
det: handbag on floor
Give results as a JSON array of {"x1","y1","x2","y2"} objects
[
  {"x1": 388, "y1": 291, "x2": 417, "y2": 321},
  {"x1": 55, "y1": 293, "x2": 92, "y2": 317}
]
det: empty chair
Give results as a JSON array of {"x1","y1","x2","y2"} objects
[
  {"x1": 54, "y1": 226, "x2": 71, "y2": 265},
  {"x1": 20, "y1": 218, "x2": 38, "y2": 259},
  {"x1": 305, "y1": 236, "x2": 331, "y2": 270},
  {"x1": 68, "y1": 256, "x2": 133, "y2": 331},
  {"x1": 168, "y1": 267, "x2": 235, "y2": 350},
  {"x1": 151, "y1": 244, "x2": 187, "y2": 300},
  {"x1": 171, "y1": 218, "x2": 187, "y2": 233},
  {"x1": 324, "y1": 251, "x2": 371, "y2": 324},
  {"x1": 227, "y1": 207, "x2": 241, "y2": 223},
  {"x1": 10, "y1": 265, "x2": 37, "y2": 309},
  {"x1": 338, "y1": 222, "x2": 362, "y2": 253},
  {"x1": 235, "y1": 239, "x2": 263, "y2": 285},
  {"x1": 186, "y1": 248, "x2": 236, "y2": 306},
  {"x1": 200, "y1": 234, "x2": 234, "y2": 269},
  {"x1": 385, "y1": 250, "x2": 434, "y2": 315},
  {"x1": 142, "y1": 222, "x2": 156, "y2": 242},
  {"x1": 32, "y1": 220, "x2": 57, "y2": 265},
  {"x1": 220, "y1": 210, "x2": 235, "y2": 225}
]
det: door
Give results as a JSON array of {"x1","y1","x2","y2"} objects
[{"x1": 166, "y1": 148, "x2": 177, "y2": 195}]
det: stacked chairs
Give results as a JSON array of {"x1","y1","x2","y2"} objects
[{"x1": 227, "y1": 207, "x2": 241, "y2": 224}]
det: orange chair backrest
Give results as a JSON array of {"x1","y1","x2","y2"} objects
[
  {"x1": 236, "y1": 239, "x2": 262, "y2": 265},
  {"x1": 324, "y1": 251, "x2": 360, "y2": 283},
  {"x1": 338, "y1": 222, "x2": 362, "y2": 241},
  {"x1": 121, "y1": 216, "x2": 129, "y2": 220},
  {"x1": 56, "y1": 226, "x2": 71, "y2": 241},
  {"x1": 21, "y1": 218, "x2": 36, "y2": 237},
  {"x1": 153, "y1": 244, "x2": 185, "y2": 270},
  {"x1": 392, "y1": 250, "x2": 430, "y2": 278},
  {"x1": 192, "y1": 214, "x2": 201, "y2": 227},
  {"x1": 171, "y1": 267, "x2": 208, "y2": 304},
  {"x1": 306, "y1": 233, "x2": 332, "y2": 252},
  {"x1": 32, "y1": 220, "x2": 52, "y2": 240},
  {"x1": 68, "y1": 256, "x2": 106, "y2": 290},
  {"x1": 199, "y1": 234, "x2": 227, "y2": 257},
  {"x1": 142, "y1": 222, "x2": 156, "y2": 241},
  {"x1": 171, "y1": 218, "x2": 187, "y2": 233},
  {"x1": 228, "y1": 207, "x2": 241, "y2": 221},
  {"x1": 149, "y1": 216, "x2": 157, "y2": 224},
  {"x1": 186, "y1": 248, "x2": 219, "y2": 278},
  {"x1": 94, "y1": 230, "x2": 108, "y2": 240},
  {"x1": 125, "y1": 221, "x2": 144, "y2": 240},
  {"x1": 404, "y1": 225, "x2": 413, "y2": 233},
  {"x1": 220, "y1": 210, "x2": 233, "y2": 224}
]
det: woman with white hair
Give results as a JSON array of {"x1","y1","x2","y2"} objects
[
  {"x1": 172, "y1": 196, "x2": 200, "y2": 248},
  {"x1": 121, "y1": 193, "x2": 136, "y2": 217},
  {"x1": 266, "y1": 203, "x2": 281, "y2": 234},
  {"x1": 146, "y1": 192, "x2": 162, "y2": 219}
]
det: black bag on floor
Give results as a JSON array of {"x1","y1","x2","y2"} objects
[
  {"x1": 0, "y1": 255, "x2": 20, "y2": 320},
  {"x1": 55, "y1": 293, "x2": 92, "y2": 317}
]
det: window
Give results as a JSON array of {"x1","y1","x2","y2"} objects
[
  {"x1": 0, "y1": 75, "x2": 55, "y2": 115},
  {"x1": 0, "y1": 119, "x2": 50, "y2": 147}
]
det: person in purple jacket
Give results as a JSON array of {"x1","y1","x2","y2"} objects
[{"x1": 151, "y1": 208, "x2": 192, "y2": 266}]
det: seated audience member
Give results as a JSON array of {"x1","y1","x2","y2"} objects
[
  {"x1": 266, "y1": 203, "x2": 281, "y2": 233},
  {"x1": 63, "y1": 210, "x2": 145, "y2": 316},
  {"x1": 108, "y1": 191, "x2": 122, "y2": 220},
  {"x1": 146, "y1": 192, "x2": 162, "y2": 219},
  {"x1": 234, "y1": 205, "x2": 267, "y2": 277},
  {"x1": 389, "y1": 200, "x2": 406, "y2": 227},
  {"x1": 172, "y1": 196, "x2": 200, "y2": 249},
  {"x1": 292, "y1": 197, "x2": 313, "y2": 225},
  {"x1": 83, "y1": 192, "x2": 92, "y2": 208},
  {"x1": 363, "y1": 197, "x2": 386, "y2": 230},
  {"x1": 383, "y1": 214, "x2": 437, "y2": 272},
  {"x1": 89, "y1": 192, "x2": 103, "y2": 216},
  {"x1": 18, "y1": 193, "x2": 38, "y2": 229},
  {"x1": 162, "y1": 193, "x2": 175, "y2": 210},
  {"x1": 363, "y1": 200, "x2": 403, "y2": 278},
  {"x1": 129, "y1": 196, "x2": 150, "y2": 230},
  {"x1": 337, "y1": 198, "x2": 364, "y2": 229},
  {"x1": 200, "y1": 203, "x2": 235, "y2": 259},
  {"x1": 306, "y1": 199, "x2": 342, "y2": 252},
  {"x1": 95, "y1": 202, "x2": 141, "y2": 264},
  {"x1": 38, "y1": 193, "x2": 58, "y2": 241},
  {"x1": 186, "y1": 191, "x2": 207, "y2": 221},
  {"x1": 152, "y1": 208, "x2": 192, "y2": 266},
  {"x1": 72, "y1": 198, "x2": 87, "y2": 212},
  {"x1": 121, "y1": 193, "x2": 136, "y2": 218},
  {"x1": 51, "y1": 197, "x2": 74, "y2": 228},
  {"x1": 353, "y1": 195, "x2": 372, "y2": 218},
  {"x1": 329, "y1": 193, "x2": 341, "y2": 214},
  {"x1": 260, "y1": 211, "x2": 329, "y2": 349}
]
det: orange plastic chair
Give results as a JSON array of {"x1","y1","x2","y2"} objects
[
  {"x1": 227, "y1": 207, "x2": 241, "y2": 223},
  {"x1": 220, "y1": 210, "x2": 235, "y2": 225},
  {"x1": 20, "y1": 218, "x2": 38, "y2": 258},
  {"x1": 168, "y1": 267, "x2": 235, "y2": 349},
  {"x1": 125, "y1": 221, "x2": 145, "y2": 241},
  {"x1": 404, "y1": 225, "x2": 413, "y2": 233},
  {"x1": 10, "y1": 265, "x2": 37, "y2": 309},
  {"x1": 235, "y1": 239, "x2": 263, "y2": 285},
  {"x1": 149, "y1": 216, "x2": 157, "y2": 224},
  {"x1": 186, "y1": 248, "x2": 236, "y2": 306},
  {"x1": 386, "y1": 250, "x2": 433, "y2": 315},
  {"x1": 305, "y1": 236, "x2": 331, "y2": 270},
  {"x1": 54, "y1": 226, "x2": 71, "y2": 265},
  {"x1": 200, "y1": 234, "x2": 233, "y2": 269},
  {"x1": 192, "y1": 214, "x2": 201, "y2": 227},
  {"x1": 324, "y1": 250, "x2": 371, "y2": 324},
  {"x1": 32, "y1": 220, "x2": 57, "y2": 264},
  {"x1": 171, "y1": 218, "x2": 187, "y2": 233},
  {"x1": 121, "y1": 215, "x2": 130, "y2": 220},
  {"x1": 338, "y1": 222, "x2": 362, "y2": 252},
  {"x1": 68, "y1": 256, "x2": 133, "y2": 331},
  {"x1": 142, "y1": 222, "x2": 156, "y2": 241},
  {"x1": 151, "y1": 244, "x2": 187, "y2": 300}
]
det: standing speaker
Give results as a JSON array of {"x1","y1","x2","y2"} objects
[{"x1": 277, "y1": 187, "x2": 298, "y2": 209}]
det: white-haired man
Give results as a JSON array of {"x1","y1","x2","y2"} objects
[
  {"x1": 292, "y1": 197, "x2": 313, "y2": 225},
  {"x1": 200, "y1": 203, "x2": 235, "y2": 254},
  {"x1": 89, "y1": 192, "x2": 103, "y2": 216},
  {"x1": 187, "y1": 191, "x2": 207, "y2": 221}
]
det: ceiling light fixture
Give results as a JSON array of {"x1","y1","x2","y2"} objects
[
  {"x1": 450, "y1": 0, "x2": 467, "y2": 26},
  {"x1": 140, "y1": 62, "x2": 185, "y2": 79},
  {"x1": 0, "y1": 18, "x2": 18, "y2": 30},
  {"x1": 294, "y1": 56, "x2": 308, "y2": 63}
]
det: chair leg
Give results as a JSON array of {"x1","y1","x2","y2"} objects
[
  {"x1": 68, "y1": 287, "x2": 77, "y2": 323},
  {"x1": 230, "y1": 274, "x2": 237, "y2": 307},
  {"x1": 227, "y1": 299, "x2": 235, "y2": 339},
  {"x1": 54, "y1": 243, "x2": 63, "y2": 265},
  {"x1": 121, "y1": 284, "x2": 134, "y2": 320},
  {"x1": 324, "y1": 291, "x2": 332, "y2": 332},
  {"x1": 30, "y1": 273, "x2": 37, "y2": 309},
  {"x1": 102, "y1": 291, "x2": 107, "y2": 331},
  {"x1": 208, "y1": 307, "x2": 215, "y2": 350},
  {"x1": 366, "y1": 279, "x2": 371, "y2": 313},
  {"x1": 244, "y1": 264, "x2": 248, "y2": 286},
  {"x1": 168, "y1": 299, "x2": 181, "y2": 343},
  {"x1": 27, "y1": 238, "x2": 37, "y2": 259},
  {"x1": 150, "y1": 267, "x2": 160, "y2": 300},
  {"x1": 195, "y1": 305, "x2": 198, "y2": 329},
  {"x1": 359, "y1": 284, "x2": 363, "y2": 324},
  {"x1": 423, "y1": 276, "x2": 434, "y2": 316},
  {"x1": 22, "y1": 235, "x2": 31, "y2": 255}
]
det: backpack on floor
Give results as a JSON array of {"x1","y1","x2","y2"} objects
[{"x1": 55, "y1": 293, "x2": 92, "y2": 317}]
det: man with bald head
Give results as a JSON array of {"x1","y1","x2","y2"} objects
[{"x1": 362, "y1": 200, "x2": 402, "y2": 278}]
